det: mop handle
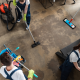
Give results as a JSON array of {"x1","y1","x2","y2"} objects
[
  {"x1": 25, "y1": 21, "x2": 35, "y2": 41},
  {"x1": 69, "y1": 8, "x2": 80, "y2": 23},
  {"x1": 3, "y1": 44, "x2": 38, "y2": 78},
  {"x1": 12, "y1": 47, "x2": 19, "y2": 53},
  {"x1": 73, "y1": 8, "x2": 80, "y2": 19},
  {"x1": 16, "y1": 5, "x2": 23, "y2": 17}
]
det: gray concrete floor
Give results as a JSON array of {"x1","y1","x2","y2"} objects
[{"x1": 0, "y1": 0, "x2": 80, "y2": 80}]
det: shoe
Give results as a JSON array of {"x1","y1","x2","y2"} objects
[
  {"x1": 63, "y1": 3, "x2": 65, "y2": 5},
  {"x1": 72, "y1": 1, "x2": 75, "y2": 4},
  {"x1": 74, "y1": 1, "x2": 75, "y2": 4},
  {"x1": 17, "y1": 19, "x2": 20, "y2": 22},
  {"x1": 59, "y1": 66, "x2": 62, "y2": 71},
  {"x1": 26, "y1": 25, "x2": 29, "y2": 30}
]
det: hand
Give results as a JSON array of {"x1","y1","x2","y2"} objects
[
  {"x1": 23, "y1": 14, "x2": 27, "y2": 21},
  {"x1": 13, "y1": 0, "x2": 17, "y2": 6},
  {"x1": 28, "y1": 78, "x2": 32, "y2": 80},
  {"x1": 28, "y1": 69, "x2": 34, "y2": 79}
]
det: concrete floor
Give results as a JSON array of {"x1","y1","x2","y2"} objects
[{"x1": 0, "y1": 0, "x2": 80, "y2": 80}]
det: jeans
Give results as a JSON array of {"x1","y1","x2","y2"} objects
[{"x1": 17, "y1": 1, "x2": 31, "y2": 25}]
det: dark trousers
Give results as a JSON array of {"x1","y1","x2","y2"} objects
[
  {"x1": 60, "y1": 59, "x2": 74, "y2": 80},
  {"x1": 17, "y1": 2, "x2": 31, "y2": 25}
]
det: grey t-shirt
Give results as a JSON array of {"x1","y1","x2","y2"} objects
[
  {"x1": 69, "y1": 50, "x2": 80, "y2": 62},
  {"x1": 16, "y1": 0, "x2": 30, "y2": 5}
]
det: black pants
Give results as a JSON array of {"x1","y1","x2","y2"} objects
[
  {"x1": 64, "y1": 0, "x2": 75, "y2": 4},
  {"x1": 60, "y1": 58, "x2": 74, "y2": 80}
]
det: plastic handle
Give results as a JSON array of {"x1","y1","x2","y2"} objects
[
  {"x1": 4, "y1": 44, "x2": 7, "y2": 48},
  {"x1": 16, "y1": 47, "x2": 19, "y2": 50},
  {"x1": 33, "y1": 73, "x2": 38, "y2": 78}
]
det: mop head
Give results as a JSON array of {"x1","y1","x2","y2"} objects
[
  {"x1": 63, "y1": 18, "x2": 76, "y2": 29},
  {"x1": 31, "y1": 41, "x2": 40, "y2": 48}
]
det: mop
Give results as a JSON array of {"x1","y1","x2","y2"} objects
[
  {"x1": 3, "y1": 44, "x2": 38, "y2": 78},
  {"x1": 63, "y1": 8, "x2": 80, "y2": 29},
  {"x1": 16, "y1": 5, "x2": 40, "y2": 48}
]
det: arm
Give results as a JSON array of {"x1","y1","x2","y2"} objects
[
  {"x1": 28, "y1": 78, "x2": 32, "y2": 80},
  {"x1": 23, "y1": 5, "x2": 28, "y2": 21},
  {"x1": 15, "y1": 69, "x2": 34, "y2": 80},
  {"x1": 73, "y1": 62, "x2": 80, "y2": 71},
  {"x1": 28, "y1": 70, "x2": 34, "y2": 80},
  {"x1": 24, "y1": 5, "x2": 28, "y2": 14}
]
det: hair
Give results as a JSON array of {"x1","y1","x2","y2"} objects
[
  {"x1": 73, "y1": 43, "x2": 80, "y2": 50},
  {"x1": 0, "y1": 53, "x2": 12, "y2": 66},
  {"x1": 19, "y1": 0, "x2": 24, "y2": 2}
]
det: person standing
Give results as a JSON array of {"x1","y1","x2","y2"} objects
[{"x1": 13, "y1": 0, "x2": 31, "y2": 30}]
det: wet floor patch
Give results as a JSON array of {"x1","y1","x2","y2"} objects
[
  {"x1": 47, "y1": 57, "x2": 61, "y2": 80},
  {"x1": 57, "y1": 9, "x2": 63, "y2": 14},
  {"x1": 34, "y1": 70, "x2": 44, "y2": 80},
  {"x1": 33, "y1": 11, "x2": 39, "y2": 14},
  {"x1": 42, "y1": 10, "x2": 46, "y2": 13}
]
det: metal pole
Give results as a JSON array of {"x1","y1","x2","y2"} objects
[
  {"x1": 16, "y1": 5, "x2": 36, "y2": 42},
  {"x1": 69, "y1": 8, "x2": 80, "y2": 23},
  {"x1": 25, "y1": 22, "x2": 35, "y2": 42},
  {"x1": 73, "y1": 8, "x2": 80, "y2": 19}
]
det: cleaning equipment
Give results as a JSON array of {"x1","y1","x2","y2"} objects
[
  {"x1": 0, "y1": 0, "x2": 17, "y2": 31},
  {"x1": 13, "y1": 55, "x2": 23, "y2": 62},
  {"x1": 3, "y1": 44, "x2": 38, "y2": 78},
  {"x1": 63, "y1": 8, "x2": 80, "y2": 29},
  {"x1": 16, "y1": 5, "x2": 40, "y2": 48},
  {"x1": 25, "y1": 22, "x2": 40, "y2": 48},
  {"x1": 63, "y1": 18, "x2": 76, "y2": 29},
  {"x1": 0, "y1": 45, "x2": 25, "y2": 68}
]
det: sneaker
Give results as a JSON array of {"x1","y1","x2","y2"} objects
[
  {"x1": 74, "y1": 1, "x2": 75, "y2": 4},
  {"x1": 63, "y1": 3, "x2": 65, "y2": 5},
  {"x1": 72, "y1": 1, "x2": 75, "y2": 4},
  {"x1": 26, "y1": 25, "x2": 29, "y2": 30},
  {"x1": 17, "y1": 19, "x2": 20, "y2": 22}
]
